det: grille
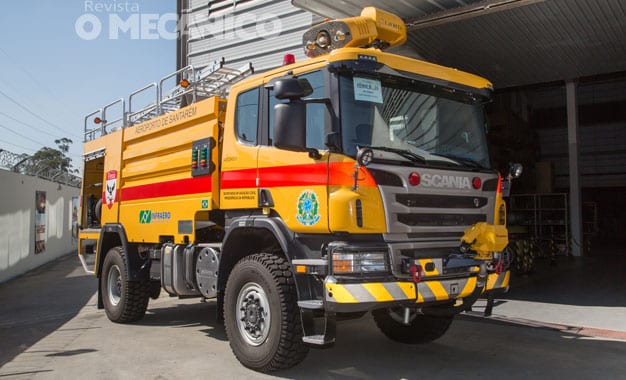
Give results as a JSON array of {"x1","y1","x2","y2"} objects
[
  {"x1": 396, "y1": 194, "x2": 488, "y2": 209},
  {"x1": 397, "y1": 213, "x2": 486, "y2": 227}
]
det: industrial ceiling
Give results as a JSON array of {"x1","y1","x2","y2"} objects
[{"x1": 292, "y1": 0, "x2": 626, "y2": 89}]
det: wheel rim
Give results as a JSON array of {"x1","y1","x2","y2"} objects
[
  {"x1": 236, "y1": 282, "x2": 271, "y2": 346},
  {"x1": 107, "y1": 264, "x2": 122, "y2": 306}
]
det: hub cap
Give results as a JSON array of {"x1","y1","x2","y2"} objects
[
  {"x1": 236, "y1": 282, "x2": 271, "y2": 346},
  {"x1": 107, "y1": 264, "x2": 122, "y2": 306}
]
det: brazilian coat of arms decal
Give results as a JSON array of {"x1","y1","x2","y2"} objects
[{"x1": 296, "y1": 190, "x2": 320, "y2": 226}]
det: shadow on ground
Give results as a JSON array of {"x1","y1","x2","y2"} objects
[
  {"x1": 0, "y1": 253, "x2": 97, "y2": 367},
  {"x1": 140, "y1": 300, "x2": 228, "y2": 341}
]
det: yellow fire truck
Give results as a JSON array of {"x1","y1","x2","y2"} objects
[{"x1": 78, "y1": 7, "x2": 521, "y2": 372}]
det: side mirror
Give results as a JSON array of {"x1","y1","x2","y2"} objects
[
  {"x1": 274, "y1": 101, "x2": 306, "y2": 152},
  {"x1": 273, "y1": 77, "x2": 321, "y2": 159},
  {"x1": 274, "y1": 77, "x2": 313, "y2": 100}
]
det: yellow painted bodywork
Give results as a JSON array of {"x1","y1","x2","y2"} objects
[
  {"x1": 461, "y1": 222, "x2": 509, "y2": 260},
  {"x1": 485, "y1": 270, "x2": 511, "y2": 292}
]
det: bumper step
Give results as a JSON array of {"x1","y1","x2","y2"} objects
[
  {"x1": 298, "y1": 300, "x2": 324, "y2": 310},
  {"x1": 302, "y1": 334, "x2": 335, "y2": 346}
]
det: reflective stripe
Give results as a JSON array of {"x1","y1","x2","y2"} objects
[
  {"x1": 383, "y1": 282, "x2": 415, "y2": 300},
  {"x1": 326, "y1": 283, "x2": 357, "y2": 303},
  {"x1": 460, "y1": 277, "x2": 477, "y2": 297},
  {"x1": 326, "y1": 279, "x2": 476, "y2": 305},
  {"x1": 485, "y1": 270, "x2": 510, "y2": 291},
  {"x1": 362, "y1": 283, "x2": 394, "y2": 302},
  {"x1": 417, "y1": 282, "x2": 437, "y2": 302},
  {"x1": 426, "y1": 281, "x2": 449, "y2": 301}
]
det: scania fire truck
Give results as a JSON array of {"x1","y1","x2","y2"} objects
[{"x1": 78, "y1": 7, "x2": 521, "y2": 372}]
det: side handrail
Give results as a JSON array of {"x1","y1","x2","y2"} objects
[
  {"x1": 84, "y1": 109, "x2": 103, "y2": 142},
  {"x1": 128, "y1": 82, "x2": 159, "y2": 125},
  {"x1": 159, "y1": 65, "x2": 196, "y2": 112},
  {"x1": 102, "y1": 98, "x2": 126, "y2": 133}
]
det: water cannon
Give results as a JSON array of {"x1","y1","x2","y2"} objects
[{"x1": 303, "y1": 7, "x2": 407, "y2": 58}]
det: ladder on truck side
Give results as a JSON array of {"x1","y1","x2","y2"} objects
[{"x1": 84, "y1": 58, "x2": 254, "y2": 142}]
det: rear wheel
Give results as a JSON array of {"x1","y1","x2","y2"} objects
[
  {"x1": 101, "y1": 247, "x2": 150, "y2": 323},
  {"x1": 372, "y1": 307, "x2": 453, "y2": 344},
  {"x1": 224, "y1": 253, "x2": 308, "y2": 372}
]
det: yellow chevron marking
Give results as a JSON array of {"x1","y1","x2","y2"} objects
[
  {"x1": 426, "y1": 281, "x2": 449, "y2": 301},
  {"x1": 398, "y1": 282, "x2": 416, "y2": 299},
  {"x1": 501, "y1": 271, "x2": 510, "y2": 287},
  {"x1": 459, "y1": 277, "x2": 477, "y2": 298},
  {"x1": 326, "y1": 284, "x2": 357, "y2": 303},
  {"x1": 362, "y1": 283, "x2": 394, "y2": 302},
  {"x1": 486, "y1": 273, "x2": 499, "y2": 290},
  {"x1": 416, "y1": 290, "x2": 424, "y2": 303}
]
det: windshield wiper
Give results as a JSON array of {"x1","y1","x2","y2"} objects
[
  {"x1": 430, "y1": 153, "x2": 484, "y2": 169},
  {"x1": 361, "y1": 145, "x2": 427, "y2": 164}
]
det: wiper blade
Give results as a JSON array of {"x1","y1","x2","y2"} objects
[
  {"x1": 362, "y1": 145, "x2": 427, "y2": 164},
  {"x1": 431, "y1": 153, "x2": 484, "y2": 169}
]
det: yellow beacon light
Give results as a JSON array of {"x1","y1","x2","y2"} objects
[{"x1": 303, "y1": 7, "x2": 407, "y2": 58}]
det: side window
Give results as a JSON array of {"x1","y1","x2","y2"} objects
[
  {"x1": 268, "y1": 71, "x2": 326, "y2": 150},
  {"x1": 235, "y1": 87, "x2": 259, "y2": 144}
]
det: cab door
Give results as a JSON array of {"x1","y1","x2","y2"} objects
[
  {"x1": 220, "y1": 86, "x2": 261, "y2": 209},
  {"x1": 257, "y1": 70, "x2": 331, "y2": 233}
]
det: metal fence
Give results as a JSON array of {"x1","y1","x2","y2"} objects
[{"x1": 0, "y1": 149, "x2": 81, "y2": 188}]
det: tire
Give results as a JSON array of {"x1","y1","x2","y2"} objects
[
  {"x1": 94, "y1": 198, "x2": 102, "y2": 225},
  {"x1": 372, "y1": 308, "x2": 453, "y2": 344},
  {"x1": 101, "y1": 247, "x2": 150, "y2": 323},
  {"x1": 224, "y1": 253, "x2": 308, "y2": 372}
]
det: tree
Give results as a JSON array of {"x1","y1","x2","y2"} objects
[{"x1": 30, "y1": 138, "x2": 76, "y2": 174}]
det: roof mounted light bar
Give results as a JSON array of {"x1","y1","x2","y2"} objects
[{"x1": 303, "y1": 7, "x2": 407, "y2": 58}]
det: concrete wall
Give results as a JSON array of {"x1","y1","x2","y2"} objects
[{"x1": 0, "y1": 170, "x2": 79, "y2": 284}]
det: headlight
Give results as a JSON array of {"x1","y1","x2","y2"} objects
[{"x1": 332, "y1": 251, "x2": 388, "y2": 274}]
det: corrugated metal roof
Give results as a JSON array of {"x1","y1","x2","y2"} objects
[{"x1": 293, "y1": 0, "x2": 626, "y2": 88}]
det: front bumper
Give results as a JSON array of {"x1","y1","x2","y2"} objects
[
  {"x1": 323, "y1": 274, "x2": 482, "y2": 313},
  {"x1": 484, "y1": 269, "x2": 511, "y2": 294}
]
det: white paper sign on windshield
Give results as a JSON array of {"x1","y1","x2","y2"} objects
[{"x1": 354, "y1": 77, "x2": 383, "y2": 104}]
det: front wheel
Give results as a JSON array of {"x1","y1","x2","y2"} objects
[
  {"x1": 224, "y1": 253, "x2": 308, "y2": 372},
  {"x1": 101, "y1": 247, "x2": 150, "y2": 323},
  {"x1": 372, "y1": 307, "x2": 453, "y2": 344}
]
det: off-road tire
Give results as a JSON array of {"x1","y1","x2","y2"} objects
[
  {"x1": 101, "y1": 247, "x2": 150, "y2": 323},
  {"x1": 224, "y1": 253, "x2": 308, "y2": 372},
  {"x1": 372, "y1": 308, "x2": 454, "y2": 344}
]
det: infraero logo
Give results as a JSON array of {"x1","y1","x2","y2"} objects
[{"x1": 139, "y1": 210, "x2": 152, "y2": 224}]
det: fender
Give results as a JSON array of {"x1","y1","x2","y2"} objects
[
  {"x1": 218, "y1": 215, "x2": 318, "y2": 302},
  {"x1": 96, "y1": 223, "x2": 150, "y2": 282}
]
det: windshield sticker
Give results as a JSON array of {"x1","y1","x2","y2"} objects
[
  {"x1": 296, "y1": 190, "x2": 321, "y2": 226},
  {"x1": 354, "y1": 77, "x2": 383, "y2": 104}
]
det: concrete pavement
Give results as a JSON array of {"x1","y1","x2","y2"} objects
[{"x1": 1, "y1": 252, "x2": 625, "y2": 379}]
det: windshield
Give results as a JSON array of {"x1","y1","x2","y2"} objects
[{"x1": 339, "y1": 74, "x2": 491, "y2": 169}]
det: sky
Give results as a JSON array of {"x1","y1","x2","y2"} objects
[{"x1": 0, "y1": 0, "x2": 177, "y2": 168}]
